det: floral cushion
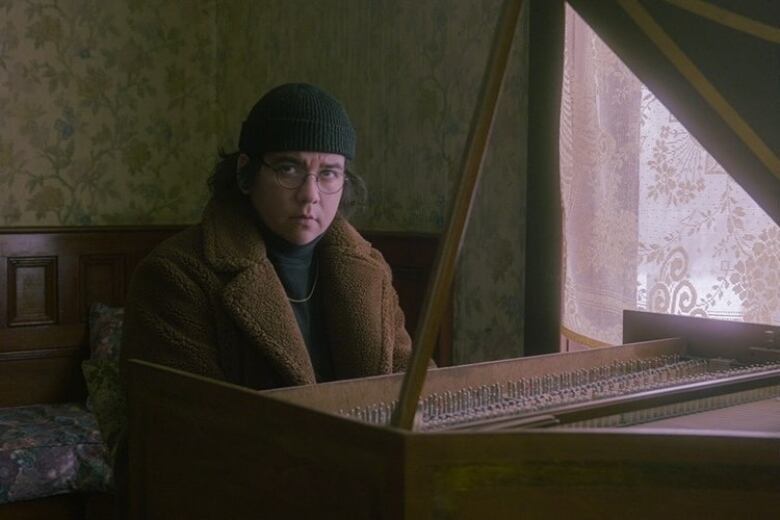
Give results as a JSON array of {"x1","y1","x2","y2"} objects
[
  {"x1": 0, "y1": 403, "x2": 112, "y2": 504},
  {"x1": 88, "y1": 303, "x2": 124, "y2": 362},
  {"x1": 82, "y1": 359, "x2": 126, "y2": 466},
  {"x1": 83, "y1": 302, "x2": 127, "y2": 469}
]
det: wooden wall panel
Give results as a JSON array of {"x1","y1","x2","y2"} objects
[
  {"x1": 0, "y1": 324, "x2": 86, "y2": 352},
  {"x1": 7, "y1": 256, "x2": 58, "y2": 326},
  {"x1": 79, "y1": 254, "x2": 126, "y2": 320},
  {"x1": 0, "y1": 226, "x2": 449, "y2": 407},
  {"x1": 0, "y1": 227, "x2": 183, "y2": 407},
  {"x1": 0, "y1": 348, "x2": 86, "y2": 404},
  {"x1": 363, "y1": 232, "x2": 451, "y2": 366}
]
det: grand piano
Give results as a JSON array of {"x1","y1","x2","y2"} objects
[{"x1": 126, "y1": 0, "x2": 780, "y2": 517}]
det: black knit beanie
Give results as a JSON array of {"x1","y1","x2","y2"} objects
[{"x1": 238, "y1": 83, "x2": 356, "y2": 160}]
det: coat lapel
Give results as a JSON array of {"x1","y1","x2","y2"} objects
[
  {"x1": 202, "y1": 196, "x2": 316, "y2": 386},
  {"x1": 319, "y1": 218, "x2": 392, "y2": 379},
  {"x1": 222, "y1": 263, "x2": 316, "y2": 386}
]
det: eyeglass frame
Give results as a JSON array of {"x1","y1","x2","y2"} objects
[{"x1": 260, "y1": 159, "x2": 348, "y2": 194}]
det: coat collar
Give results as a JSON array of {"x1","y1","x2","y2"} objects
[
  {"x1": 200, "y1": 195, "x2": 387, "y2": 386},
  {"x1": 201, "y1": 193, "x2": 376, "y2": 271},
  {"x1": 202, "y1": 193, "x2": 267, "y2": 272}
]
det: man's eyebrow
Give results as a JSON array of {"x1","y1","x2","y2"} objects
[
  {"x1": 267, "y1": 155, "x2": 343, "y2": 170},
  {"x1": 268, "y1": 154, "x2": 303, "y2": 164},
  {"x1": 321, "y1": 162, "x2": 344, "y2": 170}
]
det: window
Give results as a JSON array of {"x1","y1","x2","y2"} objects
[{"x1": 561, "y1": 5, "x2": 780, "y2": 346}]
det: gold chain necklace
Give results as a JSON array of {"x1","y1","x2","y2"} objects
[{"x1": 287, "y1": 261, "x2": 319, "y2": 303}]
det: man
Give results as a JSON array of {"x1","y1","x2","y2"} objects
[{"x1": 121, "y1": 83, "x2": 412, "y2": 390}]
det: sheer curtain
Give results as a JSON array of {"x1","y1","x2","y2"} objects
[{"x1": 560, "y1": 5, "x2": 780, "y2": 347}]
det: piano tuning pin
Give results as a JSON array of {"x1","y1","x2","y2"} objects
[{"x1": 344, "y1": 352, "x2": 780, "y2": 432}]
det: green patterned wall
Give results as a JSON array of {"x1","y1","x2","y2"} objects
[
  {"x1": 0, "y1": 0, "x2": 217, "y2": 225},
  {"x1": 0, "y1": 0, "x2": 528, "y2": 362}
]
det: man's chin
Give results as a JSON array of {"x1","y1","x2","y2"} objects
[{"x1": 285, "y1": 231, "x2": 322, "y2": 246}]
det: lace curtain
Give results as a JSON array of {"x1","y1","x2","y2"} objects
[{"x1": 560, "y1": 6, "x2": 780, "y2": 346}]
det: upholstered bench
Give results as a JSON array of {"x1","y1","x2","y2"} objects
[
  {"x1": 0, "y1": 402, "x2": 112, "y2": 503},
  {"x1": 0, "y1": 303, "x2": 125, "y2": 517},
  {"x1": 0, "y1": 227, "x2": 182, "y2": 518}
]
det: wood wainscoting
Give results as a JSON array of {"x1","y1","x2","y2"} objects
[{"x1": 0, "y1": 225, "x2": 449, "y2": 408}]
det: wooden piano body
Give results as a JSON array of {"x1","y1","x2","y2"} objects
[{"x1": 128, "y1": 311, "x2": 780, "y2": 519}]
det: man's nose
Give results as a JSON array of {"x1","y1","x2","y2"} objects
[{"x1": 296, "y1": 174, "x2": 320, "y2": 202}]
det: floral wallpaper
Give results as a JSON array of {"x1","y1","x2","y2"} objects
[
  {"x1": 0, "y1": 0, "x2": 217, "y2": 225},
  {"x1": 0, "y1": 0, "x2": 529, "y2": 363}
]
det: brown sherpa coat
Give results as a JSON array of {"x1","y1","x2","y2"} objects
[{"x1": 120, "y1": 195, "x2": 412, "y2": 389}]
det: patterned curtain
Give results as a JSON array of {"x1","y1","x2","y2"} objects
[{"x1": 560, "y1": 5, "x2": 780, "y2": 346}]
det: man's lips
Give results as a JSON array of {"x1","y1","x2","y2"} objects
[{"x1": 292, "y1": 215, "x2": 316, "y2": 221}]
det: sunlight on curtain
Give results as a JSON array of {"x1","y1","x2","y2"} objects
[{"x1": 560, "y1": 5, "x2": 780, "y2": 346}]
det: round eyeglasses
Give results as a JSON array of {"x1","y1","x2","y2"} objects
[{"x1": 261, "y1": 160, "x2": 346, "y2": 194}]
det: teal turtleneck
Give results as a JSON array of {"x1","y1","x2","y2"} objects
[{"x1": 259, "y1": 222, "x2": 334, "y2": 382}]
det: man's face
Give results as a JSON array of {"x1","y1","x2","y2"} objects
[{"x1": 242, "y1": 151, "x2": 346, "y2": 245}]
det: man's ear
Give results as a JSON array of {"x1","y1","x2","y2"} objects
[{"x1": 236, "y1": 153, "x2": 251, "y2": 194}]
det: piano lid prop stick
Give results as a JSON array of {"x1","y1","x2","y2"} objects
[{"x1": 391, "y1": 0, "x2": 526, "y2": 430}]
